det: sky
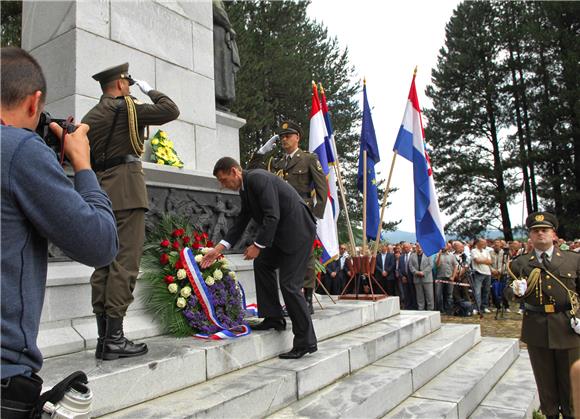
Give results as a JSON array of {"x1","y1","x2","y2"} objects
[{"x1": 306, "y1": 0, "x2": 462, "y2": 232}]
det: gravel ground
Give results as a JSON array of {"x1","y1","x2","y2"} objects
[{"x1": 440, "y1": 302, "x2": 526, "y2": 348}]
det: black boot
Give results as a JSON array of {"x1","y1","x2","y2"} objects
[
  {"x1": 304, "y1": 288, "x2": 314, "y2": 315},
  {"x1": 102, "y1": 317, "x2": 148, "y2": 361},
  {"x1": 95, "y1": 313, "x2": 106, "y2": 359}
]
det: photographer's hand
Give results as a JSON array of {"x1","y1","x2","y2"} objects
[
  {"x1": 50, "y1": 122, "x2": 91, "y2": 172},
  {"x1": 134, "y1": 79, "x2": 153, "y2": 94}
]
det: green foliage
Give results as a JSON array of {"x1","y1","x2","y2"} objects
[
  {"x1": 227, "y1": 0, "x2": 398, "y2": 243},
  {"x1": 425, "y1": 1, "x2": 580, "y2": 239},
  {"x1": 1, "y1": 1, "x2": 21, "y2": 47}
]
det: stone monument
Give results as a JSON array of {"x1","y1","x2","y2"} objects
[{"x1": 22, "y1": 0, "x2": 247, "y2": 245}]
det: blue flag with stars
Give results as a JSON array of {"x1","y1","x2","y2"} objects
[{"x1": 357, "y1": 84, "x2": 381, "y2": 241}]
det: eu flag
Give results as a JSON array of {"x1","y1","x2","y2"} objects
[{"x1": 357, "y1": 84, "x2": 381, "y2": 241}]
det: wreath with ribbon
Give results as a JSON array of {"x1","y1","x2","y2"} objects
[{"x1": 141, "y1": 215, "x2": 253, "y2": 339}]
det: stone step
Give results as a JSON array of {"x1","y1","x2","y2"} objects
[
  {"x1": 101, "y1": 310, "x2": 439, "y2": 418},
  {"x1": 469, "y1": 350, "x2": 539, "y2": 419},
  {"x1": 384, "y1": 337, "x2": 520, "y2": 419},
  {"x1": 41, "y1": 297, "x2": 400, "y2": 417},
  {"x1": 268, "y1": 323, "x2": 479, "y2": 419},
  {"x1": 39, "y1": 255, "x2": 256, "y2": 358}
]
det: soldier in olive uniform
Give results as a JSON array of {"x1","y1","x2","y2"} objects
[
  {"x1": 248, "y1": 120, "x2": 328, "y2": 313},
  {"x1": 83, "y1": 63, "x2": 180, "y2": 360},
  {"x1": 508, "y1": 212, "x2": 580, "y2": 419}
]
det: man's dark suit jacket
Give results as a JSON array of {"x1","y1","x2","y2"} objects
[
  {"x1": 375, "y1": 252, "x2": 395, "y2": 281},
  {"x1": 225, "y1": 169, "x2": 316, "y2": 252}
]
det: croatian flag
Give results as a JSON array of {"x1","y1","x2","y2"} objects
[
  {"x1": 393, "y1": 71, "x2": 446, "y2": 257},
  {"x1": 309, "y1": 82, "x2": 339, "y2": 264},
  {"x1": 319, "y1": 84, "x2": 340, "y2": 223}
]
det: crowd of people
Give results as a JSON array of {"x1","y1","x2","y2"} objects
[{"x1": 318, "y1": 235, "x2": 580, "y2": 318}]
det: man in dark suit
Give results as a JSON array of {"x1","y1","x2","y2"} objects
[
  {"x1": 323, "y1": 243, "x2": 350, "y2": 295},
  {"x1": 509, "y1": 212, "x2": 580, "y2": 419},
  {"x1": 375, "y1": 244, "x2": 395, "y2": 295},
  {"x1": 202, "y1": 157, "x2": 317, "y2": 359},
  {"x1": 398, "y1": 242, "x2": 417, "y2": 309}
]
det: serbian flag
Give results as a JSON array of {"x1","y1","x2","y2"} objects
[
  {"x1": 309, "y1": 82, "x2": 339, "y2": 264},
  {"x1": 393, "y1": 71, "x2": 446, "y2": 257},
  {"x1": 319, "y1": 84, "x2": 340, "y2": 223}
]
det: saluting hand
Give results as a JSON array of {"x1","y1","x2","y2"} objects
[{"x1": 133, "y1": 79, "x2": 153, "y2": 94}]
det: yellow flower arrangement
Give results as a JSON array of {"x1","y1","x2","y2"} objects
[{"x1": 150, "y1": 130, "x2": 184, "y2": 168}]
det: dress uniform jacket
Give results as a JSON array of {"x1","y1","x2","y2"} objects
[
  {"x1": 82, "y1": 90, "x2": 179, "y2": 211},
  {"x1": 248, "y1": 149, "x2": 328, "y2": 219},
  {"x1": 509, "y1": 250, "x2": 580, "y2": 349}
]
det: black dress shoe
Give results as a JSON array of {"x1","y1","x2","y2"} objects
[
  {"x1": 251, "y1": 317, "x2": 286, "y2": 331},
  {"x1": 279, "y1": 345, "x2": 318, "y2": 359}
]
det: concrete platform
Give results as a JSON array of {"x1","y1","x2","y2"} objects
[
  {"x1": 103, "y1": 310, "x2": 437, "y2": 418},
  {"x1": 41, "y1": 297, "x2": 399, "y2": 416},
  {"x1": 388, "y1": 337, "x2": 520, "y2": 419},
  {"x1": 269, "y1": 323, "x2": 478, "y2": 419}
]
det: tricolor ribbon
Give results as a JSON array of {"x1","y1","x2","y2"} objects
[
  {"x1": 181, "y1": 248, "x2": 251, "y2": 340},
  {"x1": 238, "y1": 281, "x2": 258, "y2": 317}
]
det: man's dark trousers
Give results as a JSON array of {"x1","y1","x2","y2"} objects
[{"x1": 254, "y1": 228, "x2": 317, "y2": 349}]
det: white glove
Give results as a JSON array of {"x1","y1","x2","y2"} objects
[
  {"x1": 257, "y1": 135, "x2": 279, "y2": 155},
  {"x1": 134, "y1": 79, "x2": 153, "y2": 94},
  {"x1": 511, "y1": 279, "x2": 527, "y2": 297},
  {"x1": 571, "y1": 317, "x2": 580, "y2": 335}
]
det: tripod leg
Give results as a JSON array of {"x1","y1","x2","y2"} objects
[{"x1": 316, "y1": 275, "x2": 336, "y2": 305}]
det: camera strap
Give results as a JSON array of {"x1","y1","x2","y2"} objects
[{"x1": 32, "y1": 371, "x2": 89, "y2": 418}]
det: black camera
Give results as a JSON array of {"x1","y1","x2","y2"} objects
[{"x1": 35, "y1": 111, "x2": 76, "y2": 163}]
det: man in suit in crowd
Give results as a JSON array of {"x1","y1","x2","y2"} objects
[
  {"x1": 202, "y1": 157, "x2": 317, "y2": 359},
  {"x1": 375, "y1": 243, "x2": 395, "y2": 295},
  {"x1": 324, "y1": 243, "x2": 350, "y2": 295},
  {"x1": 398, "y1": 242, "x2": 417, "y2": 309},
  {"x1": 509, "y1": 212, "x2": 580, "y2": 419},
  {"x1": 409, "y1": 243, "x2": 435, "y2": 310},
  {"x1": 83, "y1": 63, "x2": 179, "y2": 360}
]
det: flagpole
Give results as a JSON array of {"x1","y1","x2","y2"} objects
[
  {"x1": 319, "y1": 83, "x2": 357, "y2": 257},
  {"x1": 363, "y1": 148, "x2": 368, "y2": 254},
  {"x1": 372, "y1": 151, "x2": 398, "y2": 256}
]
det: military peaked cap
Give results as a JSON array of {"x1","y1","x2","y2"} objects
[
  {"x1": 92, "y1": 62, "x2": 134, "y2": 85},
  {"x1": 526, "y1": 211, "x2": 558, "y2": 230},
  {"x1": 278, "y1": 120, "x2": 302, "y2": 137}
]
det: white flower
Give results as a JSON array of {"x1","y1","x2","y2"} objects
[
  {"x1": 167, "y1": 283, "x2": 178, "y2": 294},
  {"x1": 201, "y1": 247, "x2": 210, "y2": 255},
  {"x1": 194, "y1": 254, "x2": 203, "y2": 263},
  {"x1": 176, "y1": 269, "x2": 187, "y2": 280},
  {"x1": 213, "y1": 269, "x2": 223, "y2": 280},
  {"x1": 229, "y1": 271, "x2": 237, "y2": 280},
  {"x1": 205, "y1": 276, "x2": 215, "y2": 286},
  {"x1": 176, "y1": 297, "x2": 187, "y2": 308},
  {"x1": 180, "y1": 286, "x2": 192, "y2": 298},
  {"x1": 221, "y1": 259, "x2": 229, "y2": 269}
]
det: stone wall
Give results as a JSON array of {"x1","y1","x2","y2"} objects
[{"x1": 22, "y1": 0, "x2": 244, "y2": 173}]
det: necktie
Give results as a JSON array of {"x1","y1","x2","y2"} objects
[
  {"x1": 541, "y1": 252, "x2": 552, "y2": 270},
  {"x1": 284, "y1": 155, "x2": 291, "y2": 170}
]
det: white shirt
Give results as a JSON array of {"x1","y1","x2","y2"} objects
[
  {"x1": 471, "y1": 247, "x2": 492, "y2": 275},
  {"x1": 534, "y1": 246, "x2": 554, "y2": 262}
]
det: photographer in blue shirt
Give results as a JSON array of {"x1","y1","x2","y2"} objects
[{"x1": 1, "y1": 47, "x2": 118, "y2": 418}]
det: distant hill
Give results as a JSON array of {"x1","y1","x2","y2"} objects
[{"x1": 382, "y1": 228, "x2": 508, "y2": 244}]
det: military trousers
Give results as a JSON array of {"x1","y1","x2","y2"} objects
[
  {"x1": 303, "y1": 252, "x2": 317, "y2": 289},
  {"x1": 527, "y1": 344, "x2": 580, "y2": 417},
  {"x1": 91, "y1": 208, "x2": 145, "y2": 318}
]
